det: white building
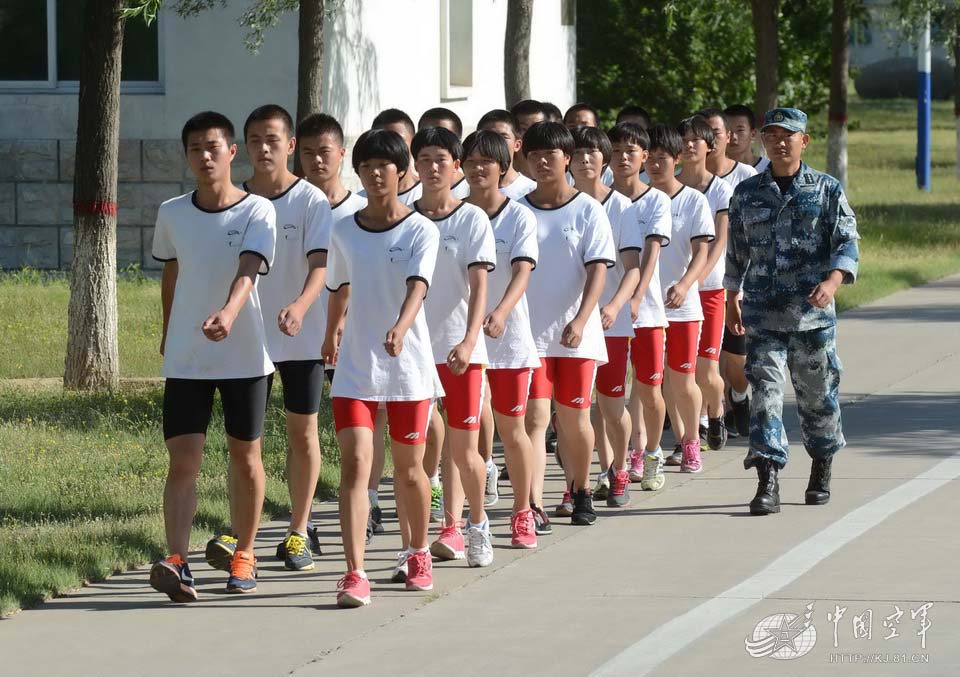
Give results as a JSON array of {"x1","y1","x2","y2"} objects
[{"x1": 0, "y1": 0, "x2": 577, "y2": 270}]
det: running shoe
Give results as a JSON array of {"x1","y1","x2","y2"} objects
[
  {"x1": 204, "y1": 534, "x2": 237, "y2": 572},
  {"x1": 510, "y1": 509, "x2": 538, "y2": 549},
  {"x1": 640, "y1": 451, "x2": 666, "y2": 491},
  {"x1": 571, "y1": 488, "x2": 597, "y2": 526},
  {"x1": 680, "y1": 439, "x2": 703, "y2": 473},
  {"x1": 405, "y1": 550, "x2": 433, "y2": 591},
  {"x1": 429, "y1": 484, "x2": 443, "y2": 523},
  {"x1": 531, "y1": 504, "x2": 553, "y2": 535},
  {"x1": 665, "y1": 444, "x2": 684, "y2": 467},
  {"x1": 628, "y1": 449, "x2": 645, "y2": 482},
  {"x1": 707, "y1": 417, "x2": 728, "y2": 450},
  {"x1": 699, "y1": 424, "x2": 709, "y2": 445},
  {"x1": 149, "y1": 554, "x2": 197, "y2": 603},
  {"x1": 277, "y1": 525, "x2": 322, "y2": 561},
  {"x1": 391, "y1": 551, "x2": 408, "y2": 583},
  {"x1": 336, "y1": 571, "x2": 371, "y2": 608},
  {"x1": 606, "y1": 467, "x2": 631, "y2": 508},
  {"x1": 484, "y1": 462, "x2": 500, "y2": 507},
  {"x1": 729, "y1": 389, "x2": 750, "y2": 436},
  {"x1": 430, "y1": 523, "x2": 465, "y2": 560},
  {"x1": 225, "y1": 551, "x2": 257, "y2": 594},
  {"x1": 371, "y1": 505, "x2": 385, "y2": 534},
  {"x1": 593, "y1": 469, "x2": 611, "y2": 501},
  {"x1": 466, "y1": 523, "x2": 494, "y2": 568},
  {"x1": 279, "y1": 532, "x2": 315, "y2": 571},
  {"x1": 555, "y1": 489, "x2": 574, "y2": 517}
]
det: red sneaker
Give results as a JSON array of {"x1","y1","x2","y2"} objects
[
  {"x1": 510, "y1": 509, "x2": 538, "y2": 549},
  {"x1": 429, "y1": 523, "x2": 465, "y2": 560},
  {"x1": 405, "y1": 550, "x2": 433, "y2": 591},
  {"x1": 336, "y1": 571, "x2": 371, "y2": 608}
]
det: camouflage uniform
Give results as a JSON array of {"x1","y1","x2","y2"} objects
[{"x1": 724, "y1": 161, "x2": 860, "y2": 470}]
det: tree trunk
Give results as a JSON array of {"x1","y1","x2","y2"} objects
[
  {"x1": 954, "y1": 31, "x2": 959, "y2": 180},
  {"x1": 827, "y1": 0, "x2": 850, "y2": 188},
  {"x1": 750, "y1": 0, "x2": 780, "y2": 122},
  {"x1": 295, "y1": 0, "x2": 325, "y2": 175},
  {"x1": 64, "y1": 0, "x2": 124, "y2": 391},
  {"x1": 504, "y1": 0, "x2": 534, "y2": 107}
]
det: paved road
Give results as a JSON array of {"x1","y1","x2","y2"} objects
[{"x1": 1, "y1": 277, "x2": 957, "y2": 676}]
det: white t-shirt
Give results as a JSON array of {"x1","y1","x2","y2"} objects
[
  {"x1": 658, "y1": 186, "x2": 715, "y2": 322},
  {"x1": 599, "y1": 190, "x2": 636, "y2": 337},
  {"x1": 360, "y1": 182, "x2": 422, "y2": 207},
  {"x1": 521, "y1": 191, "x2": 616, "y2": 363},
  {"x1": 621, "y1": 187, "x2": 671, "y2": 328},
  {"x1": 500, "y1": 173, "x2": 537, "y2": 201},
  {"x1": 326, "y1": 211, "x2": 444, "y2": 401},
  {"x1": 451, "y1": 176, "x2": 471, "y2": 199},
  {"x1": 250, "y1": 179, "x2": 332, "y2": 363},
  {"x1": 699, "y1": 177, "x2": 734, "y2": 292},
  {"x1": 420, "y1": 202, "x2": 497, "y2": 365},
  {"x1": 484, "y1": 199, "x2": 541, "y2": 370},
  {"x1": 318, "y1": 190, "x2": 368, "y2": 347},
  {"x1": 566, "y1": 166, "x2": 614, "y2": 188},
  {"x1": 753, "y1": 156, "x2": 770, "y2": 173},
  {"x1": 152, "y1": 192, "x2": 276, "y2": 380},
  {"x1": 719, "y1": 161, "x2": 758, "y2": 189}
]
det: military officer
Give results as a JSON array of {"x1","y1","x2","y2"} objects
[{"x1": 724, "y1": 107, "x2": 860, "y2": 516}]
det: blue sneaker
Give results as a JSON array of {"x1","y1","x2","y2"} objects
[
  {"x1": 204, "y1": 534, "x2": 237, "y2": 572},
  {"x1": 279, "y1": 532, "x2": 315, "y2": 571},
  {"x1": 225, "y1": 551, "x2": 257, "y2": 593},
  {"x1": 150, "y1": 554, "x2": 198, "y2": 603}
]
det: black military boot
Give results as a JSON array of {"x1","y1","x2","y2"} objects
[
  {"x1": 749, "y1": 459, "x2": 780, "y2": 515},
  {"x1": 805, "y1": 456, "x2": 833, "y2": 505}
]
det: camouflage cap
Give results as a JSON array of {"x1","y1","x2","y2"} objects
[{"x1": 760, "y1": 108, "x2": 807, "y2": 134}]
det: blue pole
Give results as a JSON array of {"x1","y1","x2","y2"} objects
[{"x1": 917, "y1": 14, "x2": 931, "y2": 191}]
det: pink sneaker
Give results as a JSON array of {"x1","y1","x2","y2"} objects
[
  {"x1": 336, "y1": 571, "x2": 371, "y2": 608},
  {"x1": 510, "y1": 509, "x2": 538, "y2": 549},
  {"x1": 680, "y1": 439, "x2": 703, "y2": 473},
  {"x1": 628, "y1": 450, "x2": 645, "y2": 482},
  {"x1": 429, "y1": 523, "x2": 465, "y2": 560},
  {"x1": 405, "y1": 550, "x2": 433, "y2": 591}
]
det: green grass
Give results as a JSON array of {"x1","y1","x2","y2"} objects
[{"x1": 1, "y1": 95, "x2": 959, "y2": 616}]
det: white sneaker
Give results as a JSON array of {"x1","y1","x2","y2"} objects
[
  {"x1": 484, "y1": 461, "x2": 499, "y2": 507},
  {"x1": 641, "y1": 451, "x2": 666, "y2": 491},
  {"x1": 390, "y1": 550, "x2": 408, "y2": 583},
  {"x1": 466, "y1": 524, "x2": 494, "y2": 568}
]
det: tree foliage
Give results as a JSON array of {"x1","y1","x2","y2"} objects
[
  {"x1": 883, "y1": 0, "x2": 960, "y2": 49},
  {"x1": 577, "y1": 0, "x2": 833, "y2": 125}
]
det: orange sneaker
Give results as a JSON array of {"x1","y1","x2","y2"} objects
[{"x1": 225, "y1": 550, "x2": 257, "y2": 593}]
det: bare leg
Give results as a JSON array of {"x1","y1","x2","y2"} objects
[
  {"x1": 591, "y1": 405, "x2": 613, "y2": 472},
  {"x1": 664, "y1": 368, "x2": 701, "y2": 444},
  {"x1": 163, "y1": 434, "x2": 205, "y2": 559},
  {"x1": 628, "y1": 377, "x2": 647, "y2": 452},
  {"x1": 554, "y1": 403, "x2": 594, "y2": 491},
  {"x1": 597, "y1": 393, "x2": 630, "y2": 471},
  {"x1": 392, "y1": 439, "x2": 430, "y2": 550},
  {"x1": 368, "y1": 409, "x2": 387, "y2": 497},
  {"x1": 337, "y1": 426, "x2": 374, "y2": 572},
  {"x1": 636, "y1": 382, "x2": 666, "y2": 452},
  {"x1": 479, "y1": 383, "x2": 494, "y2": 464},
  {"x1": 447, "y1": 426, "x2": 487, "y2": 526},
  {"x1": 696, "y1": 357, "x2": 724, "y2": 418},
  {"x1": 227, "y1": 435, "x2": 266, "y2": 553},
  {"x1": 286, "y1": 411, "x2": 321, "y2": 534},
  {"x1": 495, "y1": 412, "x2": 533, "y2": 514},
  {"x1": 525, "y1": 398, "x2": 551, "y2": 507}
]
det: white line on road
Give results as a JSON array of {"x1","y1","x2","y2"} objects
[{"x1": 592, "y1": 454, "x2": 960, "y2": 677}]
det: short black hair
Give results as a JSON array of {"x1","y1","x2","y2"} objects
[
  {"x1": 697, "y1": 107, "x2": 728, "y2": 130},
  {"x1": 418, "y1": 107, "x2": 463, "y2": 138},
  {"x1": 646, "y1": 123, "x2": 682, "y2": 158},
  {"x1": 477, "y1": 109, "x2": 521, "y2": 138},
  {"x1": 351, "y1": 128, "x2": 410, "y2": 174},
  {"x1": 510, "y1": 99, "x2": 546, "y2": 119},
  {"x1": 571, "y1": 125, "x2": 612, "y2": 164},
  {"x1": 616, "y1": 105, "x2": 652, "y2": 129},
  {"x1": 607, "y1": 122, "x2": 650, "y2": 150},
  {"x1": 541, "y1": 102, "x2": 563, "y2": 123},
  {"x1": 564, "y1": 102, "x2": 599, "y2": 127},
  {"x1": 181, "y1": 111, "x2": 235, "y2": 150},
  {"x1": 411, "y1": 126, "x2": 464, "y2": 163},
  {"x1": 243, "y1": 104, "x2": 294, "y2": 140},
  {"x1": 371, "y1": 108, "x2": 416, "y2": 137},
  {"x1": 677, "y1": 115, "x2": 716, "y2": 149},
  {"x1": 295, "y1": 113, "x2": 344, "y2": 145},
  {"x1": 723, "y1": 104, "x2": 756, "y2": 129},
  {"x1": 462, "y1": 130, "x2": 512, "y2": 172},
  {"x1": 521, "y1": 121, "x2": 574, "y2": 157}
]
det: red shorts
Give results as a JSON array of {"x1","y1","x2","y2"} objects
[
  {"x1": 436, "y1": 363, "x2": 484, "y2": 430},
  {"x1": 697, "y1": 289, "x2": 725, "y2": 361},
  {"x1": 630, "y1": 327, "x2": 666, "y2": 385},
  {"x1": 665, "y1": 321, "x2": 701, "y2": 374},
  {"x1": 528, "y1": 357, "x2": 596, "y2": 409},
  {"x1": 595, "y1": 336, "x2": 630, "y2": 397},
  {"x1": 332, "y1": 398, "x2": 432, "y2": 444},
  {"x1": 487, "y1": 367, "x2": 533, "y2": 417}
]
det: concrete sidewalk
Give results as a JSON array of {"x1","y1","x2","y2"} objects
[{"x1": 1, "y1": 277, "x2": 957, "y2": 677}]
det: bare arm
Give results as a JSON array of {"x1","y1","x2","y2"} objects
[
  {"x1": 484, "y1": 260, "x2": 534, "y2": 339},
  {"x1": 629, "y1": 239, "x2": 662, "y2": 319},
  {"x1": 202, "y1": 252, "x2": 261, "y2": 341},
  {"x1": 562, "y1": 261, "x2": 607, "y2": 348},
  {"x1": 448, "y1": 266, "x2": 488, "y2": 375},
  {"x1": 321, "y1": 283, "x2": 350, "y2": 366},
  {"x1": 384, "y1": 279, "x2": 429, "y2": 357},
  {"x1": 601, "y1": 249, "x2": 641, "y2": 329},
  {"x1": 699, "y1": 212, "x2": 728, "y2": 284},
  {"x1": 279, "y1": 251, "x2": 328, "y2": 337},
  {"x1": 160, "y1": 260, "x2": 178, "y2": 355},
  {"x1": 666, "y1": 238, "x2": 709, "y2": 309}
]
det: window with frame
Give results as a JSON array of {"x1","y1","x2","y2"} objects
[
  {"x1": 0, "y1": 0, "x2": 161, "y2": 90},
  {"x1": 440, "y1": 0, "x2": 472, "y2": 100}
]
